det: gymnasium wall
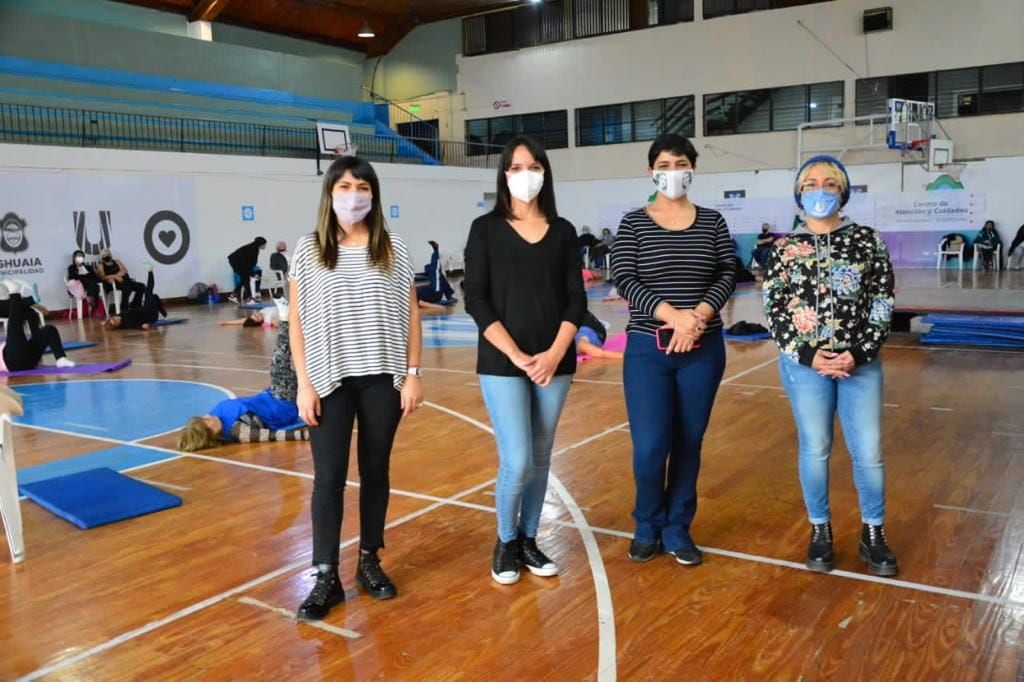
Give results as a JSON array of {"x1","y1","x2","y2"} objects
[
  {"x1": 0, "y1": 143, "x2": 493, "y2": 306},
  {"x1": 455, "y1": 0, "x2": 1024, "y2": 178}
]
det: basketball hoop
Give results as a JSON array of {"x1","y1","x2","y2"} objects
[{"x1": 331, "y1": 143, "x2": 358, "y2": 158}]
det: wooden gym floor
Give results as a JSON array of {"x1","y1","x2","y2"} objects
[{"x1": 2, "y1": 269, "x2": 1024, "y2": 681}]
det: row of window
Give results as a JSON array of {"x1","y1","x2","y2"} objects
[
  {"x1": 464, "y1": 61, "x2": 1024, "y2": 152},
  {"x1": 463, "y1": 0, "x2": 830, "y2": 57}
]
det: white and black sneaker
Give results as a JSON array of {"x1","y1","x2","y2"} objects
[
  {"x1": 667, "y1": 546, "x2": 703, "y2": 566},
  {"x1": 491, "y1": 538, "x2": 520, "y2": 585},
  {"x1": 517, "y1": 532, "x2": 558, "y2": 577}
]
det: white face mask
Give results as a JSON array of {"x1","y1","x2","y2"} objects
[
  {"x1": 506, "y1": 170, "x2": 544, "y2": 203},
  {"x1": 332, "y1": 192, "x2": 372, "y2": 225},
  {"x1": 74, "y1": 256, "x2": 84, "y2": 265},
  {"x1": 652, "y1": 169, "x2": 694, "y2": 200}
]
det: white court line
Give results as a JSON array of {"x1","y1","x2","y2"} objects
[
  {"x1": 884, "y1": 403, "x2": 900, "y2": 408},
  {"x1": 930, "y1": 407, "x2": 954, "y2": 412},
  {"x1": 237, "y1": 596, "x2": 360, "y2": 639},
  {"x1": 933, "y1": 504, "x2": 1009, "y2": 517},
  {"x1": 16, "y1": 478, "x2": 497, "y2": 682},
  {"x1": 131, "y1": 478, "x2": 192, "y2": 492},
  {"x1": 64, "y1": 422, "x2": 108, "y2": 432},
  {"x1": 131, "y1": 361, "x2": 268, "y2": 374},
  {"x1": 118, "y1": 342, "x2": 273, "y2": 360},
  {"x1": 994, "y1": 432, "x2": 1024, "y2": 439}
]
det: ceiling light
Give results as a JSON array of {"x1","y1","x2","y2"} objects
[{"x1": 357, "y1": 21, "x2": 375, "y2": 38}]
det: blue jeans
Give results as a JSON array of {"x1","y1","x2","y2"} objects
[
  {"x1": 623, "y1": 331, "x2": 726, "y2": 551},
  {"x1": 479, "y1": 374, "x2": 573, "y2": 543},
  {"x1": 779, "y1": 356, "x2": 885, "y2": 525}
]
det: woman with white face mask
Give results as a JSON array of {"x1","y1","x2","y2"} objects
[
  {"x1": 288, "y1": 155, "x2": 423, "y2": 620},
  {"x1": 763, "y1": 155, "x2": 898, "y2": 577},
  {"x1": 610, "y1": 134, "x2": 736, "y2": 567},
  {"x1": 66, "y1": 249, "x2": 102, "y2": 314},
  {"x1": 464, "y1": 135, "x2": 586, "y2": 586}
]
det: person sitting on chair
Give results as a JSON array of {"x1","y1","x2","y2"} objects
[
  {"x1": 66, "y1": 249, "x2": 101, "y2": 314},
  {"x1": 96, "y1": 248, "x2": 146, "y2": 311},
  {"x1": 269, "y1": 242, "x2": 289, "y2": 297},
  {"x1": 973, "y1": 220, "x2": 1002, "y2": 270},
  {"x1": 104, "y1": 268, "x2": 166, "y2": 330},
  {"x1": 0, "y1": 287, "x2": 75, "y2": 371},
  {"x1": 752, "y1": 223, "x2": 774, "y2": 270}
]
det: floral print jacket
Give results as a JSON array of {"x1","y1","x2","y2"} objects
[{"x1": 762, "y1": 219, "x2": 895, "y2": 367}]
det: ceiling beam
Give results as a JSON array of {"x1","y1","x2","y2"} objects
[{"x1": 188, "y1": 0, "x2": 233, "y2": 22}]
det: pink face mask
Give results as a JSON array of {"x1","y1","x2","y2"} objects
[{"x1": 332, "y1": 192, "x2": 372, "y2": 225}]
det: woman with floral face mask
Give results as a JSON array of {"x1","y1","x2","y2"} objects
[
  {"x1": 610, "y1": 134, "x2": 736, "y2": 568},
  {"x1": 763, "y1": 154, "x2": 898, "y2": 578},
  {"x1": 288, "y1": 155, "x2": 423, "y2": 620},
  {"x1": 464, "y1": 135, "x2": 585, "y2": 586}
]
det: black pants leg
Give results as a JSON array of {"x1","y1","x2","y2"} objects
[
  {"x1": 308, "y1": 375, "x2": 402, "y2": 565},
  {"x1": 3, "y1": 295, "x2": 65, "y2": 370},
  {"x1": 353, "y1": 376, "x2": 403, "y2": 552}
]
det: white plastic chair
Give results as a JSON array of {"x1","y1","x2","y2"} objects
[
  {"x1": 0, "y1": 389, "x2": 25, "y2": 563},
  {"x1": 267, "y1": 269, "x2": 287, "y2": 297},
  {"x1": 65, "y1": 278, "x2": 86, "y2": 320},
  {"x1": 101, "y1": 280, "x2": 121, "y2": 318},
  {"x1": 973, "y1": 244, "x2": 1001, "y2": 271},
  {"x1": 935, "y1": 239, "x2": 965, "y2": 270}
]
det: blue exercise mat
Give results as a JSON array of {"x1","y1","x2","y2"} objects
[
  {"x1": 921, "y1": 314, "x2": 1024, "y2": 329},
  {"x1": 0, "y1": 338, "x2": 96, "y2": 353},
  {"x1": 151, "y1": 318, "x2": 187, "y2": 326},
  {"x1": 724, "y1": 331, "x2": 773, "y2": 341},
  {"x1": 922, "y1": 334, "x2": 1024, "y2": 349},
  {"x1": 19, "y1": 467, "x2": 182, "y2": 529}
]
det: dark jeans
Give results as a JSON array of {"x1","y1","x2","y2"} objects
[
  {"x1": 309, "y1": 374, "x2": 403, "y2": 565},
  {"x1": 120, "y1": 271, "x2": 166, "y2": 329},
  {"x1": 3, "y1": 294, "x2": 67, "y2": 370},
  {"x1": 623, "y1": 330, "x2": 726, "y2": 551},
  {"x1": 753, "y1": 245, "x2": 771, "y2": 269}
]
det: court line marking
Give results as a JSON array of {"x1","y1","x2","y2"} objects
[
  {"x1": 237, "y1": 596, "x2": 361, "y2": 639},
  {"x1": 929, "y1": 407, "x2": 954, "y2": 412},
  {"x1": 131, "y1": 478, "x2": 192, "y2": 492},
  {"x1": 933, "y1": 504, "x2": 1009, "y2": 517},
  {"x1": 15, "y1": 478, "x2": 496, "y2": 682},
  {"x1": 130, "y1": 361, "x2": 268, "y2": 374},
  {"x1": 422, "y1": 400, "x2": 618, "y2": 682},
  {"x1": 64, "y1": 422, "x2": 108, "y2": 432}
]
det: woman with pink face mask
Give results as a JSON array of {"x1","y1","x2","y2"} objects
[{"x1": 288, "y1": 156, "x2": 423, "y2": 620}]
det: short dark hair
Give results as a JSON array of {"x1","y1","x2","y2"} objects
[
  {"x1": 254, "y1": 237, "x2": 267, "y2": 246},
  {"x1": 647, "y1": 134, "x2": 699, "y2": 168},
  {"x1": 493, "y1": 135, "x2": 558, "y2": 222}
]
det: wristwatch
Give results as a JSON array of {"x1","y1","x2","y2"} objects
[{"x1": 406, "y1": 367, "x2": 422, "y2": 377}]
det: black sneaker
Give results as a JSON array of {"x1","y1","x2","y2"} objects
[
  {"x1": 859, "y1": 524, "x2": 899, "y2": 577},
  {"x1": 491, "y1": 538, "x2": 520, "y2": 585},
  {"x1": 627, "y1": 539, "x2": 662, "y2": 562},
  {"x1": 667, "y1": 546, "x2": 703, "y2": 566},
  {"x1": 806, "y1": 522, "x2": 834, "y2": 573},
  {"x1": 296, "y1": 567, "x2": 344, "y2": 620},
  {"x1": 356, "y1": 550, "x2": 398, "y2": 600},
  {"x1": 517, "y1": 532, "x2": 558, "y2": 577}
]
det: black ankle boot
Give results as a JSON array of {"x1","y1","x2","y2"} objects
[
  {"x1": 491, "y1": 538, "x2": 520, "y2": 585},
  {"x1": 356, "y1": 550, "x2": 398, "y2": 600},
  {"x1": 517, "y1": 532, "x2": 558, "y2": 577},
  {"x1": 806, "y1": 522, "x2": 834, "y2": 573},
  {"x1": 296, "y1": 566, "x2": 344, "y2": 620},
  {"x1": 859, "y1": 524, "x2": 899, "y2": 577}
]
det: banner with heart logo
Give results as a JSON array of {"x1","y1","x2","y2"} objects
[{"x1": 0, "y1": 173, "x2": 197, "y2": 308}]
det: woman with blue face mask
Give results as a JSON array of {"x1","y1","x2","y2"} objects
[{"x1": 762, "y1": 155, "x2": 898, "y2": 577}]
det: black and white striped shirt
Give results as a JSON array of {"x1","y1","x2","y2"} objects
[
  {"x1": 611, "y1": 206, "x2": 736, "y2": 336},
  {"x1": 289, "y1": 233, "x2": 414, "y2": 397}
]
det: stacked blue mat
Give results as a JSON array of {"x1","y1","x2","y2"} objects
[{"x1": 921, "y1": 314, "x2": 1024, "y2": 349}]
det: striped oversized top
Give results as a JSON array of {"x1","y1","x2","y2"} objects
[
  {"x1": 610, "y1": 206, "x2": 736, "y2": 336},
  {"x1": 289, "y1": 232, "x2": 414, "y2": 397}
]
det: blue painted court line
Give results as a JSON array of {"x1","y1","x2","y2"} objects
[
  {"x1": 13, "y1": 379, "x2": 232, "y2": 442},
  {"x1": 17, "y1": 445, "x2": 176, "y2": 491}
]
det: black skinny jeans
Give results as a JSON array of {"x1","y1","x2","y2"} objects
[
  {"x1": 3, "y1": 294, "x2": 67, "y2": 370},
  {"x1": 309, "y1": 374, "x2": 402, "y2": 565}
]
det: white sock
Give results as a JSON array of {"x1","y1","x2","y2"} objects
[{"x1": 56, "y1": 357, "x2": 76, "y2": 368}]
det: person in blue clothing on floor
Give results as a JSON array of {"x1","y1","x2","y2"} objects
[
  {"x1": 416, "y1": 240, "x2": 457, "y2": 306},
  {"x1": 177, "y1": 319, "x2": 307, "y2": 450}
]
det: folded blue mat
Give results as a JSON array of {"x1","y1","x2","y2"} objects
[
  {"x1": 19, "y1": 467, "x2": 182, "y2": 529},
  {"x1": 921, "y1": 314, "x2": 1024, "y2": 329},
  {"x1": 724, "y1": 331, "x2": 773, "y2": 341}
]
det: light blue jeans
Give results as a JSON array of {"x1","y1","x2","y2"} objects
[
  {"x1": 479, "y1": 374, "x2": 573, "y2": 543},
  {"x1": 779, "y1": 356, "x2": 886, "y2": 525}
]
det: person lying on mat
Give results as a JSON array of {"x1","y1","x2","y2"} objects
[
  {"x1": 1, "y1": 288, "x2": 75, "y2": 371},
  {"x1": 218, "y1": 297, "x2": 287, "y2": 328},
  {"x1": 575, "y1": 309, "x2": 623, "y2": 359},
  {"x1": 178, "y1": 322, "x2": 307, "y2": 451},
  {"x1": 104, "y1": 268, "x2": 166, "y2": 330}
]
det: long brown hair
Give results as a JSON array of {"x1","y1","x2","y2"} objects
[{"x1": 314, "y1": 156, "x2": 392, "y2": 271}]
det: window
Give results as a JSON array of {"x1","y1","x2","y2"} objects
[
  {"x1": 703, "y1": 0, "x2": 831, "y2": 21},
  {"x1": 576, "y1": 96, "x2": 695, "y2": 147},
  {"x1": 648, "y1": 0, "x2": 694, "y2": 26},
  {"x1": 465, "y1": 110, "x2": 568, "y2": 155},
  {"x1": 703, "y1": 82, "x2": 841, "y2": 136},
  {"x1": 857, "y1": 63, "x2": 1023, "y2": 120}
]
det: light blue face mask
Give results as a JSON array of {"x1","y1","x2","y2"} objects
[{"x1": 801, "y1": 189, "x2": 841, "y2": 219}]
